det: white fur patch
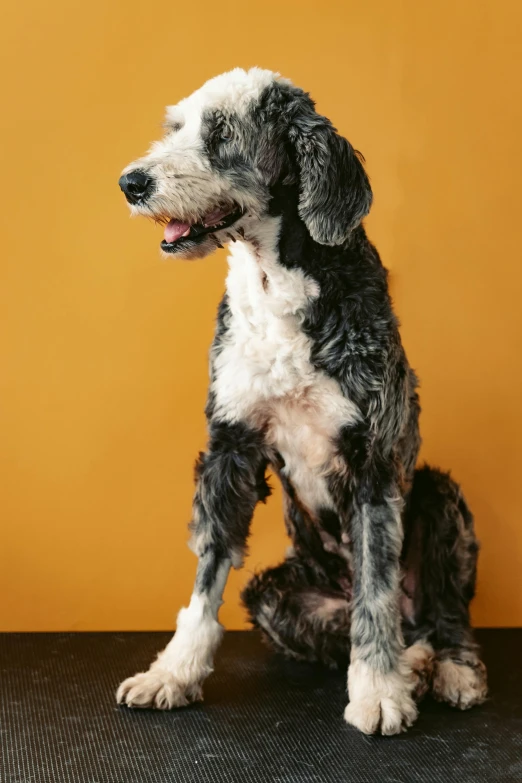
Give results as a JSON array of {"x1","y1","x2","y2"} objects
[
  {"x1": 117, "y1": 561, "x2": 231, "y2": 709},
  {"x1": 170, "y1": 68, "x2": 283, "y2": 123},
  {"x1": 344, "y1": 656, "x2": 418, "y2": 735},
  {"x1": 432, "y1": 657, "x2": 488, "y2": 710},
  {"x1": 212, "y1": 218, "x2": 359, "y2": 514}
]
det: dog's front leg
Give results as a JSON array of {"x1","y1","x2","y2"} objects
[
  {"x1": 117, "y1": 421, "x2": 268, "y2": 710},
  {"x1": 343, "y1": 465, "x2": 417, "y2": 735}
]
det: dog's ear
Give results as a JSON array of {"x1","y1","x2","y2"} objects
[
  {"x1": 257, "y1": 84, "x2": 372, "y2": 244},
  {"x1": 289, "y1": 95, "x2": 373, "y2": 245},
  {"x1": 289, "y1": 95, "x2": 372, "y2": 245}
]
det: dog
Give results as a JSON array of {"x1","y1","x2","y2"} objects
[{"x1": 116, "y1": 68, "x2": 487, "y2": 735}]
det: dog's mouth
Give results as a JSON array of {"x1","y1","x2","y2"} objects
[{"x1": 160, "y1": 204, "x2": 244, "y2": 253}]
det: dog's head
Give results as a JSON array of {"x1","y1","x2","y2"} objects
[{"x1": 119, "y1": 68, "x2": 372, "y2": 259}]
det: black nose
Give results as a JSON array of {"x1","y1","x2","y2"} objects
[{"x1": 119, "y1": 170, "x2": 153, "y2": 203}]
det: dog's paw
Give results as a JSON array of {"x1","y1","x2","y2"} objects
[
  {"x1": 403, "y1": 641, "x2": 435, "y2": 702},
  {"x1": 116, "y1": 669, "x2": 203, "y2": 710},
  {"x1": 344, "y1": 691, "x2": 417, "y2": 735},
  {"x1": 344, "y1": 658, "x2": 418, "y2": 735},
  {"x1": 432, "y1": 657, "x2": 487, "y2": 710}
]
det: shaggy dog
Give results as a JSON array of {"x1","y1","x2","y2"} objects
[{"x1": 116, "y1": 68, "x2": 487, "y2": 735}]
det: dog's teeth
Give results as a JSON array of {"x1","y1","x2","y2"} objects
[{"x1": 181, "y1": 228, "x2": 191, "y2": 237}]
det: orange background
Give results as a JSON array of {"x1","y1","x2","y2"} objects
[{"x1": 1, "y1": 0, "x2": 521, "y2": 631}]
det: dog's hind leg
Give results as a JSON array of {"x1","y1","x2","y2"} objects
[
  {"x1": 403, "y1": 465, "x2": 488, "y2": 710},
  {"x1": 242, "y1": 556, "x2": 352, "y2": 669},
  {"x1": 243, "y1": 555, "x2": 435, "y2": 702},
  {"x1": 117, "y1": 420, "x2": 269, "y2": 710}
]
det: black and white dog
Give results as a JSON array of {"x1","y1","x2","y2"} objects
[{"x1": 116, "y1": 68, "x2": 487, "y2": 735}]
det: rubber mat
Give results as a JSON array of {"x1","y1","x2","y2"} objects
[{"x1": 0, "y1": 630, "x2": 521, "y2": 783}]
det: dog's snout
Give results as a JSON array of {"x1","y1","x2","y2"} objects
[{"x1": 119, "y1": 170, "x2": 153, "y2": 204}]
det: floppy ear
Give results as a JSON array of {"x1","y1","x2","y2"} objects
[{"x1": 289, "y1": 97, "x2": 373, "y2": 246}]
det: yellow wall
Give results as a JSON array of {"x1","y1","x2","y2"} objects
[{"x1": 1, "y1": 0, "x2": 521, "y2": 631}]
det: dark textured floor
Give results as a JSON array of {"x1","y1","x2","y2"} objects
[{"x1": 0, "y1": 630, "x2": 521, "y2": 783}]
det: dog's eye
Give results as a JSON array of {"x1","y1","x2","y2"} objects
[{"x1": 205, "y1": 119, "x2": 233, "y2": 156}]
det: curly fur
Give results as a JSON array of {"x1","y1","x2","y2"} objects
[{"x1": 116, "y1": 68, "x2": 487, "y2": 735}]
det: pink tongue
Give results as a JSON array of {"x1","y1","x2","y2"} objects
[{"x1": 164, "y1": 219, "x2": 191, "y2": 243}]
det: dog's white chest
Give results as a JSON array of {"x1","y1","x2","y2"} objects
[{"x1": 211, "y1": 235, "x2": 359, "y2": 512}]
